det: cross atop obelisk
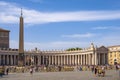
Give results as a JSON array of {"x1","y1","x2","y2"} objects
[{"x1": 18, "y1": 8, "x2": 24, "y2": 66}]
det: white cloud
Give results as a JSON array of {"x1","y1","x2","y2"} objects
[
  {"x1": 92, "y1": 27, "x2": 109, "y2": 30},
  {"x1": 10, "y1": 40, "x2": 18, "y2": 49},
  {"x1": 94, "y1": 35, "x2": 120, "y2": 47},
  {"x1": 10, "y1": 40, "x2": 89, "y2": 50},
  {"x1": 27, "y1": 0, "x2": 43, "y2": 3},
  {"x1": 0, "y1": 1, "x2": 120, "y2": 25},
  {"x1": 92, "y1": 26, "x2": 120, "y2": 30},
  {"x1": 62, "y1": 33, "x2": 96, "y2": 38},
  {"x1": 10, "y1": 33, "x2": 120, "y2": 50}
]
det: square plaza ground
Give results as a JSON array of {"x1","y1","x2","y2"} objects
[{"x1": 0, "y1": 70, "x2": 120, "y2": 80}]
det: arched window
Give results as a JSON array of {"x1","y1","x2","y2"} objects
[{"x1": 114, "y1": 59, "x2": 117, "y2": 65}]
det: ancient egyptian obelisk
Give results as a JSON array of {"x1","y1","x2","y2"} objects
[{"x1": 18, "y1": 8, "x2": 24, "y2": 66}]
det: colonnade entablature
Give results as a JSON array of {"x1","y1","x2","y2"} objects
[
  {"x1": 108, "y1": 45, "x2": 120, "y2": 52},
  {"x1": 0, "y1": 48, "x2": 18, "y2": 52}
]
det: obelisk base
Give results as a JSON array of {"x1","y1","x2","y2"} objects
[{"x1": 18, "y1": 53, "x2": 24, "y2": 67}]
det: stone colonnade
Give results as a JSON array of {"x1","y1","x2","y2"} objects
[
  {"x1": 97, "y1": 53, "x2": 108, "y2": 65},
  {"x1": 0, "y1": 52, "x2": 107, "y2": 66},
  {"x1": 0, "y1": 54, "x2": 18, "y2": 65},
  {"x1": 39, "y1": 53, "x2": 95, "y2": 65}
]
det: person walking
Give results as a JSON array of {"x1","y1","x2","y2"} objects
[
  {"x1": 30, "y1": 68, "x2": 33, "y2": 75},
  {"x1": 91, "y1": 66, "x2": 94, "y2": 73},
  {"x1": 6, "y1": 67, "x2": 9, "y2": 75},
  {"x1": 0, "y1": 68, "x2": 3, "y2": 77},
  {"x1": 101, "y1": 66, "x2": 105, "y2": 77},
  {"x1": 0, "y1": 67, "x2": 4, "y2": 77},
  {"x1": 94, "y1": 66, "x2": 98, "y2": 77},
  {"x1": 116, "y1": 65, "x2": 119, "y2": 71}
]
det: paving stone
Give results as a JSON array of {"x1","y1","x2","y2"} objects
[{"x1": 0, "y1": 70, "x2": 120, "y2": 80}]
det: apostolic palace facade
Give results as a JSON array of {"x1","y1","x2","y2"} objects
[{"x1": 0, "y1": 9, "x2": 120, "y2": 66}]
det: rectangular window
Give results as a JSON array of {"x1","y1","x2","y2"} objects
[
  {"x1": 114, "y1": 54, "x2": 116, "y2": 57},
  {"x1": 110, "y1": 54, "x2": 112, "y2": 57}
]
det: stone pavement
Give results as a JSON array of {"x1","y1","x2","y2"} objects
[{"x1": 0, "y1": 70, "x2": 120, "y2": 80}]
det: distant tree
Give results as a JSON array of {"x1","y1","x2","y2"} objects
[{"x1": 66, "y1": 47, "x2": 82, "y2": 51}]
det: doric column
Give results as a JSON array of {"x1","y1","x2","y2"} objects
[
  {"x1": 74, "y1": 55, "x2": 77, "y2": 65},
  {"x1": 74, "y1": 55, "x2": 75, "y2": 65},
  {"x1": 98, "y1": 54, "x2": 100, "y2": 65},
  {"x1": 71, "y1": 55, "x2": 72, "y2": 65},
  {"x1": 33, "y1": 56, "x2": 35, "y2": 65},
  {"x1": 81, "y1": 55, "x2": 82, "y2": 65},
  {"x1": 88, "y1": 54, "x2": 90, "y2": 65},
  {"x1": 60, "y1": 55, "x2": 62, "y2": 65},
  {"x1": 49, "y1": 56, "x2": 51, "y2": 65},
  {"x1": 54, "y1": 55, "x2": 56, "y2": 65},
  {"x1": 72, "y1": 55, "x2": 74, "y2": 65},
  {"x1": 38, "y1": 56, "x2": 40, "y2": 65},
  {"x1": 63, "y1": 55, "x2": 65, "y2": 65},
  {"x1": 67, "y1": 55, "x2": 68, "y2": 65},
  {"x1": 85, "y1": 54, "x2": 86, "y2": 65},
  {"x1": 83, "y1": 55, "x2": 85, "y2": 65},
  {"x1": 79, "y1": 55, "x2": 80, "y2": 65},
  {"x1": 35, "y1": 55, "x2": 38, "y2": 65},
  {"x1": 87, "y1": 54, "x2": 89, "y2": 65},
  {"x1": 11, "y1": 55, "x2": 13, "y2": 65},
  {"x1": 94, "y1": 52, "x2": 97, "y2": 65},
  {"x1": 101, "y1": 54, "x2": 103, "y2": 65},
  {"x1": 60, "y1": 56, "x2": 62, "y2": 65},
  {"x1": 86, "y1": 54, "x2": 87, "y2": 65},
  {"x1": 48, "y1": 55, "x2": 50, "y2": 65},
  {"x1": 77, "y1": 55, "x2": 79, "y2": 65},
  {"x1": 58, "y1": 56, "x2": 60, "y2": 65},
  {"x1": 58, "y1": 56, "x2": 59, "y2": 65},
  {"x1": 52, "y1": 56, "x2": 54, "y2": 65},
  {"x1": 69, "y1": 55, "x2": 71, "y2": 65},
  {"x1": 56, "y1": 56, "x2": 58, "y2": 65},
  {"x1": 14, "y1": 55, "x2": 16, "y2": 65},
  {"x1": 82, "y1": 55, "x2": 84, "y2": 65},
  {"x1": 65, "y1": 55, "x2": 66, "y2": 65},
  {"x1": 59, "y1": 56, "x2": 61, "y2": 65},
  {"x1": 42, "y1": 55, "x2": 44, "y2": 65},
  {"x1": 103, "y1": 53, "x2": 105, "y2": 65},
  {"x1": 68, "y1": 55, "x2": 70, "y2": 65},
  {"x1": 0, "y1": 55, "x2": 1, "y2": 65},
  {"x1": 7, "y1": 55, "x2": 9, "y2": 65},
  {"x1": 2, "y1": 55, "x2": 5, "y2": 65},
  {"x1": 92, "y1": 54, "x2": 94, "y2": 65},
  {"x1": 39, "y1": 55, "x2": 41, "y2": 65},
  {"x1": 91, "y1": 54, "x2": 93, "y2": 65},
  {"x1": 31, "y1": 55, "x2": 33, "y2": 65},
  {"x1": 66, "y1": 55, "x2": 67, "y2": 65},
  {"x1": 76, "y1": 55, "x2": 78, "y2": 65},
  {"x1": 105, "y1": 54, "x2": 108, "y2": 64},
  {"x1": 15, "y1": 55, "x2": 18, "y2": 65}
]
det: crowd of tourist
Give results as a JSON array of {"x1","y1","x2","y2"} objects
[{"x1": 0, "y1": 64, "x2": 120, "y2": 77}]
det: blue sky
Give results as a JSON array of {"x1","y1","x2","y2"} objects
[{"x1": 0, "y1": 0, "x2": 120, "y2": 50}]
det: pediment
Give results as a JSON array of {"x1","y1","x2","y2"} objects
[{"x1": 97, "y1": 46, "x2": 108, "y2": 53}]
